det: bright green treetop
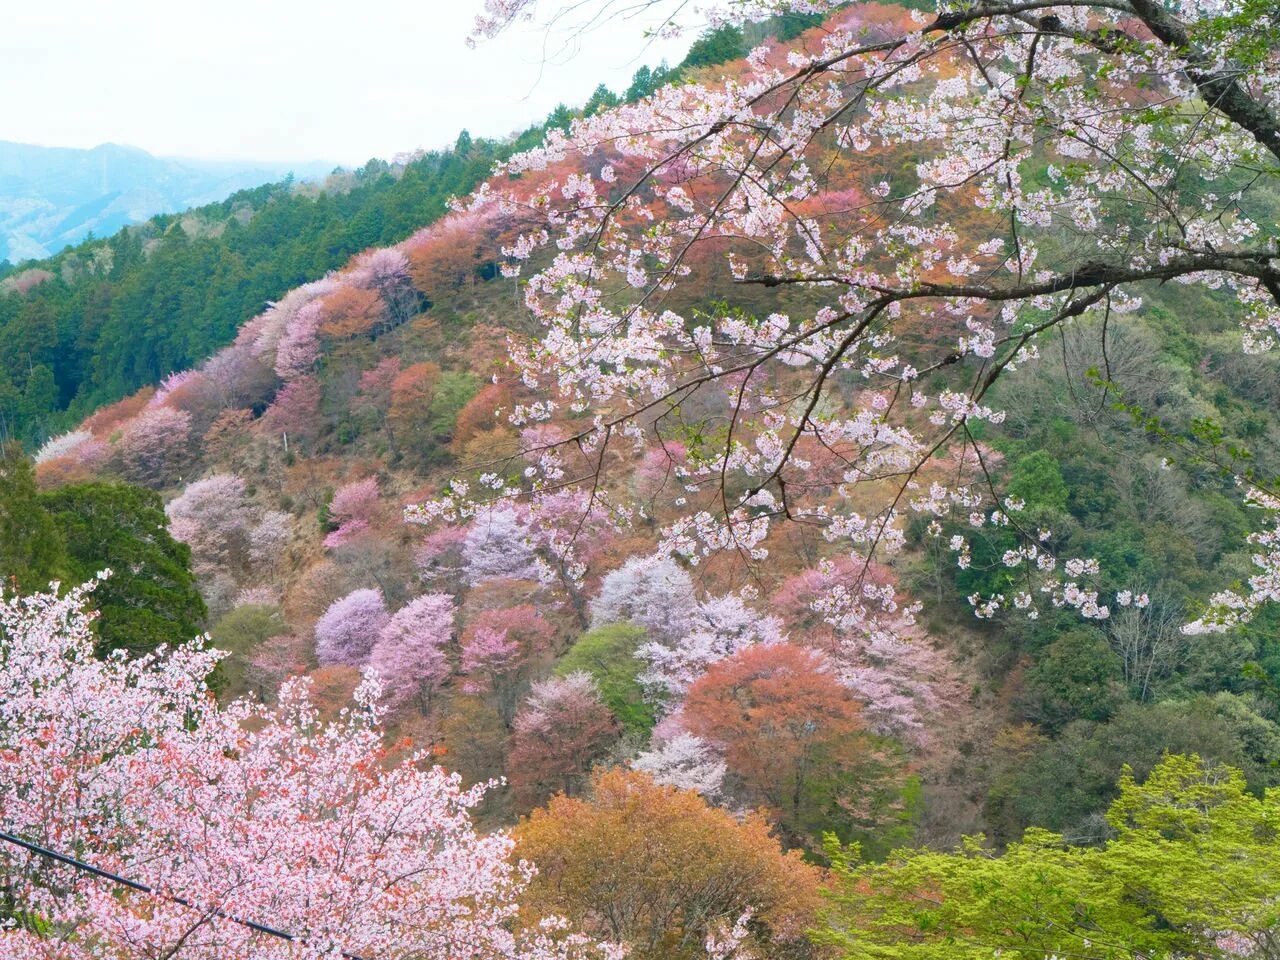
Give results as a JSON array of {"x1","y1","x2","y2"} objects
[{"x1": 820, "y1": 754, "x2": 1280, "y2": 960}]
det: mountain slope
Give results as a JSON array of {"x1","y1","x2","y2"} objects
[
  {"x1": 0, "y1": 140, "x2": 333, "y2": 264},
  {"x1": 22, "y1": 0, "x2": 1280, "y2": 869}
]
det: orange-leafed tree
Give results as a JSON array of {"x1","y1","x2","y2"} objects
[
  {"x1": 319, "y1": 285, "x2": 386, "y2": 339},
  {"x1": 387, "y1": 361, "x2": 441, "y2": 453},
  {"x1": 81, "y1": 388, "x2": 155, "y2": 436},
  {"x1": 405, "y1": 210, "x2": 504, "y2": 295},
  {"x1": 515, "y1": 767, "x2": 824, "y2": 960},
  {"x1": 681, "y1": 643, "x2": 868, "y2": 842}
]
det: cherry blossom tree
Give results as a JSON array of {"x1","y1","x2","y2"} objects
[
  {"x1": 508, "y1": 671, "x2": 620, "y2": 805},
  {"x1": 1184, "y1": 487, "x2": 1280, "y2": 636},
  {"x1": 348, "y1": 247, "x2": 419, "y2": 325},
  {"x1": 462, "y1": 506, "x2": 541, "y2": 585},
  {"x1": 314, "y1": 587, "x2": 390, "y2": 666},
  {"x1": 0, "y1": 578, "x2": 609, "y2": 960},
  {"x1": 249, "y1": 509, "x2": 292, "y2": 568},
  {"x1": 118, "y1": 405, "x2": 192, "y2": 486},
  {"x1": 325, "y1": 476, "x2": 382, "y2": 550},
  {"x1": 166, "y1": 474, "x2": 292, "y2": 582},
  {"x1": 166, "y1": 474, "x2": 257, "y2": 570},
  {"x1": 772, "y1": 559, "x2": 943, "y2": 742},
  {"x1": 637, "y1": 592, "x2": 787, "y2": 703},
  {"x1": 415, "y1": 525, "x2": 470, "y2": 589},
  {"x1": 354, "y1": 356, "x2": 402, "y2": 434},
  {"x1": 34, "y1": 429, "x2": 95, "y2": 465},
  {"x1": 273, "y1": 300, "x2": 325, "y2": 380},
  {"x1": 369, "y1": 593, "x2": 455, "y2": 710},
  {"x1": 261, "y1": 375, "x2": 322, "y2": 448},
  {"x1": 435, "y1": 0, "x2": 1280, "y2": 636},
  {"x1": 461, "y1": 604, "x2": 557, "y2": 725},
  {"x1": 589, "y1": 555, "x2": 697, "y2": 641},
  {"x1": 632, "y1": 732, "x2": 728, "y2": 801}
]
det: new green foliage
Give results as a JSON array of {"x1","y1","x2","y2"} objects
[
  {"x1": 821, "y1": 754, "x2": 1280, "y2": 960},
  {"x1": 556, "y1": 624, "x2": 654, "y2": 737}
]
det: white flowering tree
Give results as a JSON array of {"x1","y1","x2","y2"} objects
[{"x1": 427, "y1": 0, "x2": 1280, "y2": 633}]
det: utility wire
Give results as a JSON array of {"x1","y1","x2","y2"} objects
[{"x1": 0, "y1": 829, "x2": 368, "y2": 960}]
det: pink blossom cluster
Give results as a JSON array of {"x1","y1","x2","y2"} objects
[
  {"x1": 0, "y1": 577, "x2": 612, "y2": 960},
  {"x1": 324, "y1": 476, "x2": 382, "y2": 549}
]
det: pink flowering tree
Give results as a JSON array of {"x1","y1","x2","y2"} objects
[
  {"x1": 244, "y1": 277, "x2": 339, "y2": 366},
  {"x1": 368, "y1": 593, "x2": 455, "y2": 711},
  {"x1": 261, "y1": 375, "x2": 322, "y2": 449},
  {"x1": 461, "y1": 604, "x2": 557, "y2": 725},
  {"x1": 414, "y1": 525, "x2": 470, "y2": 590},
  {"x1": 314, "y1": 587, "x2": 390, "y2": 666},
  {"x1": 118, "y1": 405, "x2": 192, "y2": 486},
  {"x1": 0, "y1": 578, "x2": 607, "y2": 960},
  {"x1": 520, "y1": 489, "x2": 620, "y2": 624},
  {"x1": 586, "y1": 556, "x2": 786, "y2": 706},
  {"x1": 348, "y1": 246, "x2": 419, "y2": 324},
  {"x1": 325, "y1": 476, "x2": 382, "y2": 550},
  {"x1": 428, "y1": 0, "x2": 1280, "y2": 636},
  {"x1": 273, "y1": 300, "x2": 326, "y2": 380},
  {"x1": 508, "y1": 671, "x2": 620, "y2": 806},
  {"x1": 248, "y1": 509, "x2": 292, "y2": 567},
  {"x1": 462, "y1": 506, "x2": 541, "y2": 585},
  {"x1": 772, "y1": 560, "x2": 946, "y2": 743}
]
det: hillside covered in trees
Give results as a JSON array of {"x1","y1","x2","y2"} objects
[
  {"x1": 2, "y1": 1, "x2": 1279, "y2": 958},
  {"x1": 0, "y1": 140, "x2": 334, "y2": 265},
  {"x1": 0, "y1": 12, "x2": 820, "y2": 449}
]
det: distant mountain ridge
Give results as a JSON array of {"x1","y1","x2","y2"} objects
[{"x1": 0, "y1": 140, "x2": 334, "y2": 264}]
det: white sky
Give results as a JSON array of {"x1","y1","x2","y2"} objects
[{"x1": 1, "y1": 1, "x2": 693, "y2": 166}]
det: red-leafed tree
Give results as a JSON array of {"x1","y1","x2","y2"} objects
[
  {"x1": 508, "y1": 672, "x2": 620, "y2": 807},
  {"x1": 405, "y1": 209, "x2": 506, "y2": 294},
  {"x1": 681, "y1": 643, "x2": 867, "y2": 840},
  {"x1": 388, "y1": 361, "x2": 441, "y2": 452}
]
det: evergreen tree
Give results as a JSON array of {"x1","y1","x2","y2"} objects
[
  {"x1": 0, "y1": 442, "x2": 68, "y2": 592},
  {"x1": 40, "y1": 481, "x2": 206, "y2": 654}
]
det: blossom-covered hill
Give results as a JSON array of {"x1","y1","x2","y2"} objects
[{"x1": 29, "y1": 0, "x2": 1280, "y2": 873}]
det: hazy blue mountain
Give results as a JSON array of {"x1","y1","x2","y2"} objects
[{"x1": 0, "y1": 141, "x2": 335, "y2": 264}]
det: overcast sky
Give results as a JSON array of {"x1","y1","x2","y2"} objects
[{"x1": 2, "y1": 1, "x2": 693, "y2": 166}]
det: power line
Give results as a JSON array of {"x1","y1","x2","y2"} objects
[{"x1": 0, "y1": 829, "x2": 368, "y2": 960}]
